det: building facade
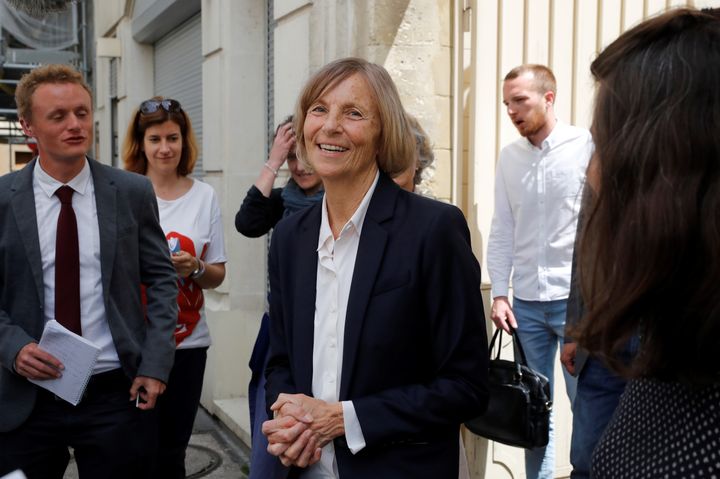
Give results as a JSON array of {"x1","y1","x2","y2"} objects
[{"x1": 92, "y1": 0, "x2": 711, "y2": 477}]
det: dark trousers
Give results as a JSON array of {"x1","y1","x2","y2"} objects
[
  {"x1": 0, "y1": 369, "x2": 158, "y2": 479},
  {"x1": 156, "y1": 347, "x2": 208, "y2": 479}
]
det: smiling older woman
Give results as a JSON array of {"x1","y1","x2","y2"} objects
[{"x1": 261, "y1": 57, "x2": 489, "y2": 479}]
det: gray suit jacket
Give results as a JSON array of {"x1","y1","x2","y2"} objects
[{"x1": 0, "y1": 158, "x2": 178, "y2": 432}]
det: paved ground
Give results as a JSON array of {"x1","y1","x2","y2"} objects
[
  {"x1": 63, "y1": 407, "x2": 251, "y2": 478},
  {"x1": 185, "y1": 407, "x2": 251, "y2": 478}
]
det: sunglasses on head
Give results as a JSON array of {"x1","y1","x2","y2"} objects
[{"x1": 139, "y1": 99, "x2": 182, "y2": 115}]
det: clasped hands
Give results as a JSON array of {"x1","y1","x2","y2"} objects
[{"x1": 262, "y1": 393, "x2": 345, "y2": 468}]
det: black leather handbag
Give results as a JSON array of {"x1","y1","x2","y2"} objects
[{"x1": 465, "y1": 328, "x2": 552, "y2": 449}]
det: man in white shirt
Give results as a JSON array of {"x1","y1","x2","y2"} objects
[
  {"x1": 0, "y1": 65, "x2": 177, "y2": 478},
  {"x1": 487, "y1": 64, "x2": 592, "y2": 479}
]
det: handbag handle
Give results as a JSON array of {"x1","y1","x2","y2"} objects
[
  {"x1": 488, "y1": 327, "x2": 530, "y2": 367},
  {"x1": 488, "y1": 328, "x2": 503, "y2": 360},
  {"x1": 511, "y1": 328, "x2": 529, "y2": 366}
]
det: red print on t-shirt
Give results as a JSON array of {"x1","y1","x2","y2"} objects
[{"x1": 167, "y1": 231, "x2": 206, "y2": 345}]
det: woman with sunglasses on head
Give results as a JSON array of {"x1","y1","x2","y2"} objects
[
  {"x1": 123, "y1": 97, "x2": 227, "y2": 478},
  {"x1": 235, "y1": 115, "x2": 323, "y2": 479}
]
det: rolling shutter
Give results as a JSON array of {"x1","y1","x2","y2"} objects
[{"x1": 153, "y1": 13, "x2": 203, "y2": 175}]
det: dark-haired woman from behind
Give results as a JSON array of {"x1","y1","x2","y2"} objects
[{"x1": 574, "y1": 8, "x2": 720, "y2": 478}]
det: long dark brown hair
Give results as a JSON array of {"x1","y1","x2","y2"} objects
[{"x1": 575, "y1": 8, "x2": 720, "y2": 383}]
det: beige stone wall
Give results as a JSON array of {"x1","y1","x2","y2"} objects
[
  {"x1": 93, "y1": 0, "x2": 125, "y2": 37},
  {"x1": 0, "y1": 145, "x2": 11, "y2": 175},
  {"x1": 272, "y1": 0, "x2": 452, "y2": 198},
  {"x1": 198, "y1": 0, "x2": 267, "y2": 440},
  {"x1": 369, "y1": 0, "x2": 452, "y2": 200}
]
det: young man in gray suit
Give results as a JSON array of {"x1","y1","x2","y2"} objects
[{"x1": 0, "y1": 64, "x2": 178, "y2": 478}]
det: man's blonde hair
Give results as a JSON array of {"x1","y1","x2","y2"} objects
[
  {"x1": 15, "y1": 64, "x2": 92, "y2": 120},
  {"x1": 504, "y1": 64, "x2": 557, "y2": 96}
]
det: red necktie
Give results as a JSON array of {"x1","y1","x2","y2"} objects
[{"x1": 55, "y1": 186, "x2": 81, "y2": 335}]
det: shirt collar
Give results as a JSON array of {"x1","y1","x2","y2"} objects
[
  {"x1": 522, "y1": 120, "x2": 569, "y2": 151},
  {"x1": 317, "y1": 170, "x2": 380, "y2": 252},
  {"x1": 34, "y1": 157, "x2": 92, "y2": 198},
  {"x1": 541, "y1": 120, "x2": 568, "y2": 150}
]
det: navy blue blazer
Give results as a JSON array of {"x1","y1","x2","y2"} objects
[{"x1": 265, "y1": 172, "x2": 489, "y2": 479}]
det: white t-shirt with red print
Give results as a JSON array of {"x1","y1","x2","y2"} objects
[{"x1": 156, "y1": 179, "x2": 226, "y2": 350}]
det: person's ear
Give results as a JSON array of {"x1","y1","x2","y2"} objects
[
  {"x1": 544, "y1": 90, "x2": 555, "y2": 107},
  {"x1": 20, "y1": 118, "x2": 33, "y2": 137}
]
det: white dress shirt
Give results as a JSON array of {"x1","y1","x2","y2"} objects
[
  {"x1": 487, "y1": 121, "x2": 592, "y2": 301},
  {"x1": 304, "y1": 172, "x2": 379, "y2": 479},
  {"x1": 33, "y1": 159, "x2": 121, "y2": 373}
]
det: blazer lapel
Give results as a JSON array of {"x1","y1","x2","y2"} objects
[
  {"x1": 11, "y1": 159, "x2": 44, "y2": 306},
  {"x1": 340, "y1": 173, "x2": 397, "y2": 399},
  {"x1": 89, "y1": 160, "x2": 118, "y2": 304},
  {"x1": 292, "y1": 206, "x2": 321, "y2": 394}
]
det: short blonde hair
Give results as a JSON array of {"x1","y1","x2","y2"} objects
[
  {"x1": 122, "y1": 97, "x2": 199, "y2": 176},
  {"x1": 15, "y1": 64, "x2": 92, "y2": 121},
  {"x1": 294, "y1": 57, "x2": 416, "y2": 176},
  {"x1": 504, "y1": 64, "x2": 557, "y2": 96}
]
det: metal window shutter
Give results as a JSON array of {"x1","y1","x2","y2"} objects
[{"x1": 153, "y1": 13, "x2": 203, "y2": 175}]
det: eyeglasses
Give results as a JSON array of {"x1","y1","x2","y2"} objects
[{"x1": 139, "y1": 99, "x2": 182, "y2": 115}]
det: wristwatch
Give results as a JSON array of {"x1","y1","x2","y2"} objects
[{"x1": 190, "y1": 258, "x2": 206, "y2": 279}]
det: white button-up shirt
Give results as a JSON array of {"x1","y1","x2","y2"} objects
[
  {"x1": 33, "y1": 158, "x2": 121, "y2": 373},
  {"x1": 305, "y1": 172, "x2": 379, "y2": 479},
  {"x1": 487, "y1": 122, "x2": 592, "y2": 301}
]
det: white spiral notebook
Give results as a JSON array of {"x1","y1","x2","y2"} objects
[{"x1": 28, "y1": 319, "x2": 101, "y2": 406}]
